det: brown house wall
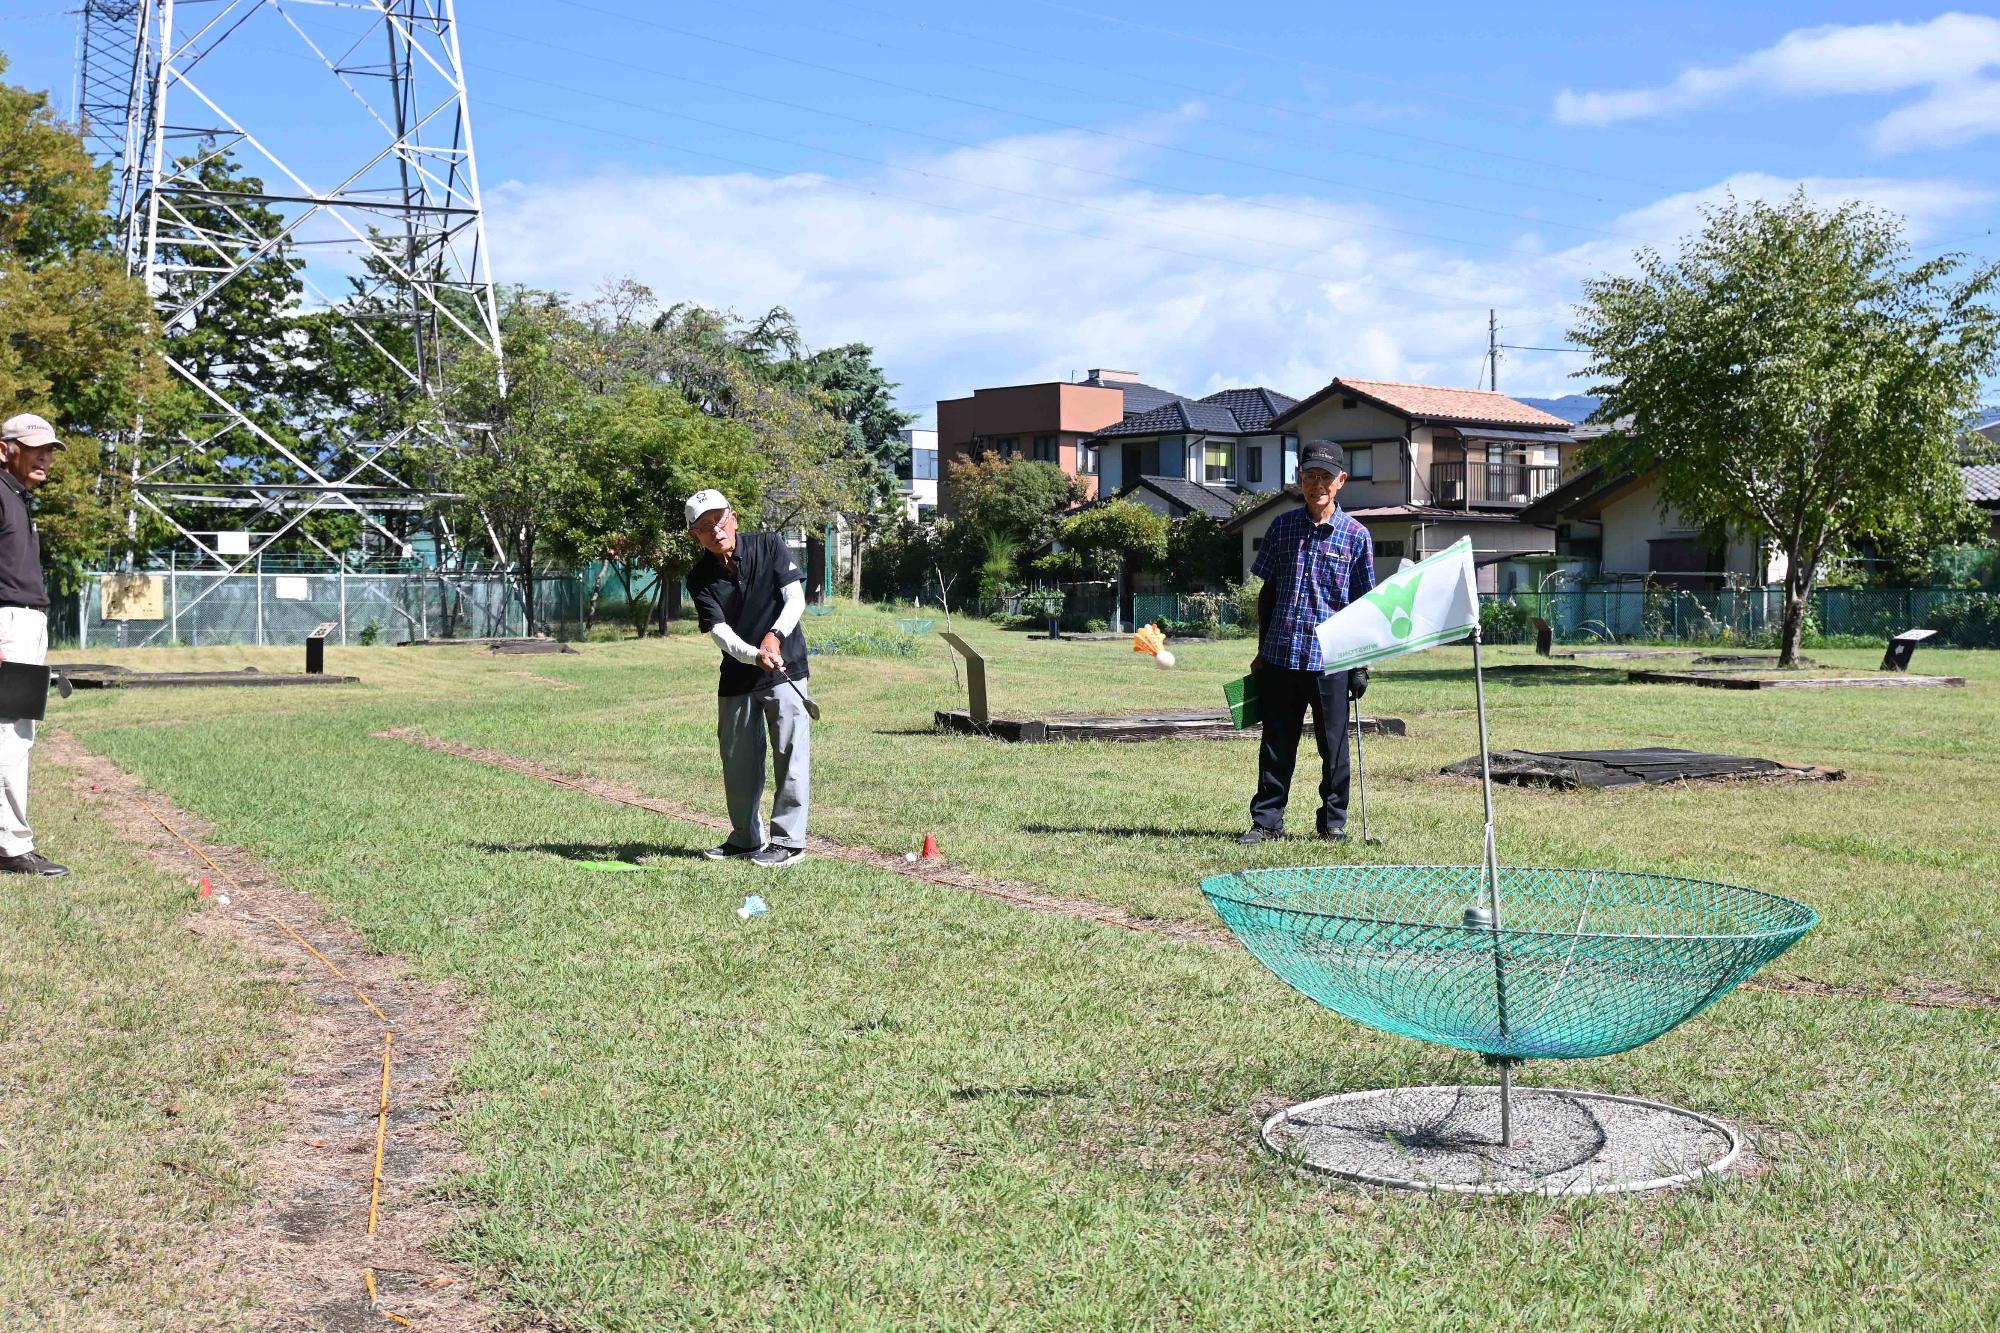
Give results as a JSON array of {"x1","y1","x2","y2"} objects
[{"x1": 935, "y1": 382, "x2": 1124, "y2": 511}]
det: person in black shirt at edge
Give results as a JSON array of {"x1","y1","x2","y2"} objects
[
  {"x1": 0, "y1": 414, "x2": 69, "y2": 876},
  {"x1": 684, "y1": 489, "x2": 812, "y2": 869}
]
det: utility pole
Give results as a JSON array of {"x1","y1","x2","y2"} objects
[{"x1": 1487, "y1": 309, "x2": 1500, "y2": 393}]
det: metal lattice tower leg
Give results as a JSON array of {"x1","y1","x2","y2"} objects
[{"x1": 75, "y1": 0, "x2": 505, "y2": 641}]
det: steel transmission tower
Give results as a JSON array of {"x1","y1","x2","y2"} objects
[{"x1": 74, "y1": 0, "x2": 504, "y2": 578}]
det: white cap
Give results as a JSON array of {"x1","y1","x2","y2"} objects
[
  {"x1": 684, "y1": 488, "x2": 731, "y2": 528},
  {"x1": 0, "y1": 413, "x2": 64, "y2": 450}
]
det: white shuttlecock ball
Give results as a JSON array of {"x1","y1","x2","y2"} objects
[
  {"x1": 1153, "y1": 649, "x2": 1176, "y2": 669},
  {"x1": 904, "y1": 851, "x2": 918, "y2": 862},
  {"x1": 216, "y1": 894, "x2": 231, "y2": 906}
]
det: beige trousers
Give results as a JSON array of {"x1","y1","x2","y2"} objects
[{"x1": 0, "y1": 606, "x2": 48, "y2": 856}]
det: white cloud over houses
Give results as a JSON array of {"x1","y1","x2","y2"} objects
[
  {"x1": 1554, "y1": 13, "x2": 2000, "y2": 153},
  {"x1": 485, "y1": 120, "x2": 1992, "y2": 420}
]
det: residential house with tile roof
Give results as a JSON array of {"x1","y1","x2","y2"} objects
[
  {"x1": 1089, "y1": 387, "x2": 1299, "y2": 522},
  {"x1": 1959, "y1": 462, "x2": 2000, "y2": 540},
  {"x1": 1226, "y1": 377, "x2": 1579, "y2": 593},
  {"x1": 935, "y1": 369, "x2": 1190, "y2": 511}
]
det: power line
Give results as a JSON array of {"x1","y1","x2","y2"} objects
[
  {"x1": 478, "y1": 95, "x2": 1591, "y2": 337},
  {"x1": 537, "y1": 0, "x2": 1642, "y2": 243},
  {"x1": 676, "y1": 0, "x2": 1646, "y2": 207},
  {"x1": 1015, "y1": 0, "x2": 1551, "y2": 123},
  {"x1": 469, "y1": 54, "x2": 1596, "y2": 311},
  {"x1": 824, "y1": 0, "x2": 1681, "y2": 195},
  {"x1": 477, "y1": 22, "x2": 1577, "y2": 266}
]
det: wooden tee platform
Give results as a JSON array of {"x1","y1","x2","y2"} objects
[{"x1": 933, "y1": 708, "x2": 1407, "y2": 743}]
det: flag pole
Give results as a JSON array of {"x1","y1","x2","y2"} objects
[{"x1": 1471, "y1": 627, "x2": 1515, "y2": 1145}]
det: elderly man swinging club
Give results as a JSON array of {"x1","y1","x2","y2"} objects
[
  {"x1": 0, "y1": 414, "x2": 69, "y2": 877},
  {"x1": 1239, "y1": 440, "x2": 1376, "y2": 846},
  {"x1": 685, "y1": 489, "x2": 812, "y2": 869}
]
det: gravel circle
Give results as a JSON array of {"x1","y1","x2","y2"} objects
[{"x1": 1264, "y1": 1084, "x2": 1741, "y2": 1195}]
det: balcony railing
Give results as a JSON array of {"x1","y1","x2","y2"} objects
[{"x1": 1429, "y1": 461, "x2": 1559, "y2": 507}]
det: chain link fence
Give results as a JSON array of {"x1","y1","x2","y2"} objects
[
  {"x1": 1484, "y1": 586, "x2": 2000, "y2": 648},
  {"x1": 75, "y1": 570, "x2": 590, "y2": 648}
]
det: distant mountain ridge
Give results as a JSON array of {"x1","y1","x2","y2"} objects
[{"x1": 1515, "y1": 394, "x2": 1601, "y2": 424}]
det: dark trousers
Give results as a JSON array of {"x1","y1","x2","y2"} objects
[{"x1": 1250, "y1": 667, "x2": 1351, "y2": 836}]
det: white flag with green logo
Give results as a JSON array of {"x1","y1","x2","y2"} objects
[{"x1": 1314, "y1": 537, "x2": 1480, "y2": 671}]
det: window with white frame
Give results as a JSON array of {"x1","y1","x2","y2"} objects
[{"x1": 1079, "y1": 444, "x2": 1099, "y2": 475}]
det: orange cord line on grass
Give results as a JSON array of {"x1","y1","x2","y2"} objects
[
  {"x1": 134, "y1": 799, "x2": 391, "y2": 1022},
  {"x1": 131, "y1": 797, "x2": 415, "y2": 1326},
  {"x1": 370, "y1": 1031, "x2": 394, "y2": 1236}
]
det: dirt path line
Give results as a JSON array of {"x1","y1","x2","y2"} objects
[
  {"x1": 50, "y1": 731, "x2": 503, "y2": 1332},
  {"x1": 376, "y1": 729, "x2": 1998, "y2": 1014},
  {"x1": 376, "y1": 727, "x2": 1234, "y2": 949}
]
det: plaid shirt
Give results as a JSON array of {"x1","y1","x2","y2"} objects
[{"x1": 1251, "y1": 505, "x2": 1376, "y2": 671}]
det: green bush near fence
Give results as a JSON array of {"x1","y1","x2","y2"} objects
[
  {"x1": 806, "y1": 629, "x2": 922, "y2": 659},
  {"x1": 1928, "y1": 592, "x2": 2000, "y2": 647}
]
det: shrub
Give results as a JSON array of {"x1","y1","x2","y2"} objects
[
  {"x1": 1225, "y1": 577, "x2": 1262, "y2": 632},
  {"x1": 358, "y1": 622, "x2": 380, "y2": 646},
  {"x1": 807, "y1": 629, "x2": 921, "y2": 658},
  {"x1": 1480, "y1": 599, "x2": 1534, "y2": 643},
  {"x1": 1928, "y1": 592, "x2": 2000, "y2": 647},
  {"x1": 1083, "y1": 618, "x2": 1109, "y2": 634}
]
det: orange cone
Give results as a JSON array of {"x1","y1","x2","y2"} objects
[
  {"x1": 199, "y1": 876, "x2": 213, "y2": 898},
  {"x1": 920, "y1": 834, "x2": 940, "y2": 860}
]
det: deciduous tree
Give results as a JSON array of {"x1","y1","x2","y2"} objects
[{"x1": 1572, "y1": 191, "x2": 2000, "y2": 665}]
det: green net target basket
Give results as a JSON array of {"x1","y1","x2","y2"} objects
[{"x1": 1202, "y1": 865, "x2": 1817, "y2": 1061}]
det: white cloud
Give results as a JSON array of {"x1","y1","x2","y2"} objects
[
  {"x1": 485, "y1": 125, "x2": 1992, "y2": 416},
  {"x1": 1554, "y1": 13, "x2": 2000, "y2": 152}
]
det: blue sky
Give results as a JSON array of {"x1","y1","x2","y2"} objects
[{"x1": 4, "y1": 1, "x2": 1997, "y2": 420}]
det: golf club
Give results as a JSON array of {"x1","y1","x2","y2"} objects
[
  {"x1": 777, "y1": 668, "x2": 821, "y2": 721},
  {"x1": 1351, "y1": 693, "x2": 1382, "y2": 846}
]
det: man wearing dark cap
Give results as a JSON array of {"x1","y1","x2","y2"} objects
[
  {"x1": 684, "y1": 488, "x2": 813, "y2": 868},
  {"x1": 0, "y1": 414, "x2": 69, "y2": 876},
  {"x1": 1240, "y1": 440, "x2": 1376, "y2": 845}
]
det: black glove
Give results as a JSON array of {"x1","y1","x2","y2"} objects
[{"x1": 1347, "y1": 666, "x2": 1369, "y2": 702}]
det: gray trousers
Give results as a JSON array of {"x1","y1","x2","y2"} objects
[{"x1": 719, "y1": 683, "x2": 811, "y2": 851}]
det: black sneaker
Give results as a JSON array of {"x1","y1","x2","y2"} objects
[
  {"x1": 752, "y1": 844, "x2": 804, "y2": 869},
  {"x1": 701, "y1": 842, "x2": 757, "y2": 861},
  {"x1": 1318, "y1": 828, "x2": 1349, "y2": 843},
  {"x1": 0, "y1": 851, "x2": 69, "y2": 877},
  {"x1": 1236, "y1": 827, "x2": 1286, "y2": 847}
]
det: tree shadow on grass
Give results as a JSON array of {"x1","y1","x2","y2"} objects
[
  {"x1": 477, "y1": 841, "x2": 708, "y2": 864},
  {"x1": 1380, "y1": 666, "x2": 1628, "y2": 687}
]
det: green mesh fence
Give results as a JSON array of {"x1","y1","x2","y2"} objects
[{"x1": 1203, "y1": 866, "x2": 1816, "y2": 1061}]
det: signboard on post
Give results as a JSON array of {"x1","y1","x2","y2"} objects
[
  {"x1": 102, "y1": 573, "x2": 165, "y2": 620},
  {"x1": 216, "y1": 531, "x2": 251, "y2": 556}
]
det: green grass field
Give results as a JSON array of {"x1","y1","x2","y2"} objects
[{"x1": 24, "y1": 611, "x2": 2000, "y2": 1328}]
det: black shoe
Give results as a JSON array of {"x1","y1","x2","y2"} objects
[
  {"x1": 1236, "y1": 826, "x2": 1285, "y2": 847},
  {"x1": 701, "y1": 842, "x2": 758, "y2": 861},
  {"x1": 1318, "y1": 828, "x2": 1349, "y2": 843},
  {"x1": 752, "y1": 844, "x2": 804, "y2": 868},
  {"x1": 0, "y1": 851, "x2": 69, "y2": 877}
]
